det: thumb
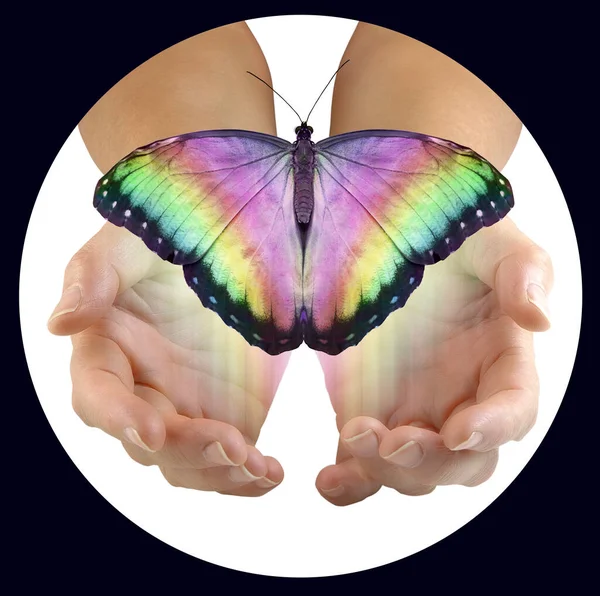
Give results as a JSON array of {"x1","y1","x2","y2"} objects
[
  {"x1": 462, "y1": 218, "x2": 554, "y2": 332},
  {"x1": 47, "y1": 223, "x2": 157, "y2": 335}
]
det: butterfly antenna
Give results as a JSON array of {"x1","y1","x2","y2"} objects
[
  {"x1": 246, "y1": 71, "x2": 303, "y2": 124},
  {"x1": 304, "y1": 59, "x2": 350, "y2": 124}
]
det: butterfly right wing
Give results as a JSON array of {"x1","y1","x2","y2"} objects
[{"x1": 94, "y1": 130, "x2": 304, "y2": 354}]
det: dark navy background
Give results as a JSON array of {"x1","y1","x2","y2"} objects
[{"x1": 10, "y1": 4, "x2": 591, "y2": 589}]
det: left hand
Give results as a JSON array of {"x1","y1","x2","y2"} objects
[{"x1": 315, "y1": 218, "x2": 553, "y2": 505}]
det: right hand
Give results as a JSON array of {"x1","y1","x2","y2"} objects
[{"x1": 48, "y1": 223, "x2": 290, "y2": 495}]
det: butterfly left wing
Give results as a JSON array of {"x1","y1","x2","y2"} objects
[
  {"x1": 93, "y1": 130, "x2": 304, "y2": 354},
  {"x1": 302, "y1": 129, "x2": 514, "y2": 354}
]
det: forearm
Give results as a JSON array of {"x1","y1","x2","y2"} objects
[
  {"x1": 79, "y1": 22, "x2": 276, "y2": 173},
  {"x1": 331, "y1": 23, "x2": 521, "y2": 170}
]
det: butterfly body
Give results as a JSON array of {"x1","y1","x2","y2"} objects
[
  {"x1": 292, "y1": 124, "x2": 315, "y2": 226},
  {"x1": 94, "y1": 126, "x2": 513, "y2": 356}
]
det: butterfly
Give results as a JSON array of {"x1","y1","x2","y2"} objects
[{"x1": 93, "y1": 66, "x2": 513, "y2": 356}]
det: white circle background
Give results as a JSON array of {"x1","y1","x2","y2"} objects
[{"x1": 20, "y1": 15, "x2": 581, "y2": 578}]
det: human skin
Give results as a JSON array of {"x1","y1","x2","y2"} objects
[
  {"x1": 314, "y1": 23, "x2": 553, "y2": 504},
  {"x1": 52, "y1": 23, "x2": 290, "y2": 495},
  {"x1": 49, "y1": 21, "x2": 553, "y2": 501}
]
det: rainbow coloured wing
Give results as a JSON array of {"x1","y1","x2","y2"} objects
[
  {"x1": 302, "y1": 130, "x2": 513, "y2": 353},
  {"x1": 93, "y1": 130, "x2": 305, "y2": 353}
]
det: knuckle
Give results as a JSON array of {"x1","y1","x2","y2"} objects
[
  {"x1": 160, "y1": 466, "x2": 182, "y2": 488},
  {"x1": 465, "y1": 450, "x2": 499, "y2": 487},
  {"x1": 399, "y1": 484, "x2": 436, "y2": 497},
  {"x1": 71, "y1": 392, "x2": 93, "y2": 427},
  {"x1": 515, "y1": 405, "x2": 538, "y2": 441},
  {"x1": 121, "y1": 442, "x2": 154, "y2": 467}
]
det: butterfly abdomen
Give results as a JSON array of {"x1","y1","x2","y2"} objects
[{"x1": 293, "y1": 140, "x2": 315, "y2": 225}]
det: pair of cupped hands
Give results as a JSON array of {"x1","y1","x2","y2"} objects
[{"x1": 48, "y1": 216, "x2": 552, "y2": 505}]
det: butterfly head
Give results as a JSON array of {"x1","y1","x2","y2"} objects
[{"x1": 295, "y1": 122, "x2": 314, "y2": 140}]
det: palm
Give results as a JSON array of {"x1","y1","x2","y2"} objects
[
  {"x1": 319, "y1": 236, "x2": 525, "y2": 438},
  {"x1": 83, "y1": 252, "x2": 290, "y2": 444}
]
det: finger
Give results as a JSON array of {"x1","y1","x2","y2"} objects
[
  {"x1": 160, "y1": 445, "x2": 271, "y2": 492},
  {"x1": 48, "y1": 224, "x2": 158, "y2": 335},
  {"x1": 316, "y1": 458, "x2": 383, "y2": 506},
  {"x1": 339, "y1": 419, "x2": 496, "y2": 490},
  {"x1": 316, "y1": 417, "x2": 429, "y2": 504},
  {"x1": 122, "y1": 392, "x2": 249, "y2": 470},
  {"x1": 380, "y1": 426, "x2": 499, "y2": 487},
  {"x1": 462, "y1": 218, "x2": 554, "y2": 331},
  {"x1": 70, "y1": 333, "x2": 165, "y2": 451},
  {"x1": 220, "y1": 456, "x2": 285, "y2": 497},
  {"x1": 441, "y1": 342, "x2": 539, "y2": 452}
]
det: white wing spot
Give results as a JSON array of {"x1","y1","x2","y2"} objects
[
  {"x1": 476, "y1": 209, "x2": 483, "y2": 217},
  {"x1": 409, "y1": 277, "x2": 415, "y2": 285},
  {"x1": 253, "y1": 333, "x2": 263, "y2": 341},
  {"x1": 158, "y1": 238, "x2": 162, "y2": 244},
  {"x1": 345, "y1": 333, "x2": 355, "y2": 341},
  {"x1": 445, "y1": 237, "x2": 450, "y2": 244},
  {"x1": 429, "y1": 249, "x2": 434, "y2": 256},
  {"x1": 192, "y1": 277, "x2": 198, "y2": 284},
  {"x1": 142, "y1": 222, "x2": 147, "y2": 229},
  {"x1": 102, "y1": 179, "x2": 108, "y2": 185},
  {"x1": 209, "y1": 296, "x2": 217, "y2": 304},
  {"x1": 500, "y1": 190, "x2": 505, "y2": 197},
  {"x1": 368, "y1": 315, "x2": 378, "y2": 324},
  {"x1": 390, "y1": 296, "x2": 399, "y2": 304},
  {"x1": 460, "y1": 222, "x2": 466, "y2": 229},
  {"x1": 490, "y1": 201, "x2": 496, "y2": 208},
  {"x1": 499, "y1": 179, "x2": 505, "y2": 185},
  {"x1": 102, "y1": 190, "x2": 108, "y2": 197},
  {"x1": 124, "y1": 209, "x2": 131, "y2": 217},
  {"x1": 111, "y1": 201, "x2": 117, "y2": 208},
  {"x1": 230, "y1": 314, "x2": 239, "y2": 324}
]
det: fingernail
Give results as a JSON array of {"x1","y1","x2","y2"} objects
[
  {"x1": 450, "y1": 431, "x2": 483, "y2": 451},
  {"x1": 228, "y1": 465, "x2": 261, "y2": 483},
  {"x1": 203, "y1": 441, "x2": 236, "y2": 466},
  {"x1": 343, "y1": 428, "x2": 378, "y2": 457},
  {"x1": 383, "y1": 440, "x2": 424, "y2": 468},
  {"x1": 527, "y1": 283, "x2": 551, "y2": 323},
  {"x1": 124, "y1": 427, "x2": 156, "y2": 452},
  {"x1": 321, "y1": 485, "x2": 345, "y2": 497},
  {"x1": 48, "y1": 285, "x2": 82, "y2": 323},
  {"x1": 255, "y1": 477, "x2": 280, "y2": 489}
]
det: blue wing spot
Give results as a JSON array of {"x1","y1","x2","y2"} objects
[
  {"x1": 368, "y1": 315, "x2": 378, "y2": 324},
  {"x1": 409, "y1": 277, "x2": 415, "y2": 285},
  {"x1": 390, "y1": 296, "x2": 399, "y2": 304},
  {"x1": 192, "y1": 277, "x2": 198, "y2": 284},
  {"x1": 209, "y1": 296, "x2": 217, "y2": 304},
  {"x1": 253, "y1": 333, "x2": 262, "y2": 341},
  {"x1": 345, "y1": 333, "x2": 355, "y2": 341},
  {"x1": 230, "y1": 314, "x2": 240, "y2": 324}
]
